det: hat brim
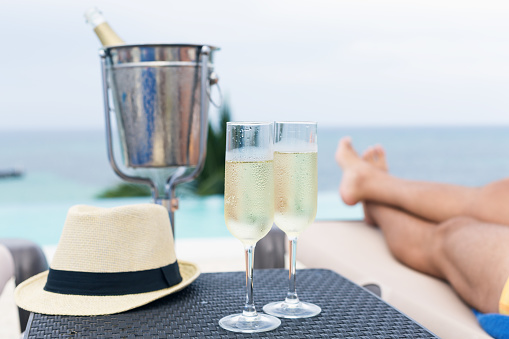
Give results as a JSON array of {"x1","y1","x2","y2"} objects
[{"x1": 14, "y1": 260, "x2": 199, "y2": 316}]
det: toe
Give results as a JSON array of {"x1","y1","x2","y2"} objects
[
  {"x1": 362, "y1": 148, "x2": 371, "y2": 160},
  {"x1": 374, "y1": 145, "x2": 388, "y2": 170},
  {"x1": 339, "y1": 136, "x2": 353, "y2": 150},
  {"x1": 363, "y1": 146, "x2": 376, "y2": 162},
  {"x1": 335, "y1": 136, "x2": 358, "y2": 166}
]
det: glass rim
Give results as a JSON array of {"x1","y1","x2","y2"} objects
[
  {"x1": 227, "y1": 121, "x2": 273, "y2": 126},
  {"x1": 274, "y1": 121, "x2": 317, "y2": 125}
]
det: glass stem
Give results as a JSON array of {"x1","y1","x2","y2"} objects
[
  {"x1": 286, "y1": 237, "x2": 300, "y2": 305},
  {"x1": 243, "y1": 245, "x2": 257, "y2": 317}
]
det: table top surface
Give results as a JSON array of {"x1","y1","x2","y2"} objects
[{"x1": 25, "y1": 268, "x2": 437, "y2": 338}]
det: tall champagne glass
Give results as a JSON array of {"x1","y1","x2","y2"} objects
[
  {"x1": 219, "y1": 122, "x2": 281, "y2": 333},
  {"x1": 263, "y1": 121, "x2": 321, "y2": 318}
]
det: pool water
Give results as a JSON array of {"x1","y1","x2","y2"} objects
[{"x1": 0, "y1": 192, "x2": 361, "y2": 246}]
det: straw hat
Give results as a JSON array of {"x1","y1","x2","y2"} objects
[{"x1": 14, "y1": 204, "x2": 199, "y2": 316}]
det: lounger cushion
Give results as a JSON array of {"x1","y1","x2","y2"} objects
[{"x1": 298, "y1": 221, "x2": 492, "y2": 339}]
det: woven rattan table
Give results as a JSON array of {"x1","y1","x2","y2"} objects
[{"x1": 24, "y1": 269, "x2": 437, "y2": 338}]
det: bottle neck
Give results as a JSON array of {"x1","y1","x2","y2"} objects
[
  {"x1": 93, "y1": 22, "x2": 125, "y2": 46},
  {"x1": 85, "y1": 8, "x2": 125, "y2": 47}
]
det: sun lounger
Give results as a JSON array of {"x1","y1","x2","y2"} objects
[
  {"x1": 0, "y1": 239, "x2": 48, "y2": 333},
  {"x1": 254, "y1": 225, "x2": 286, "y2": 269},
  {"x1": 0, "y1": 244, "x2": 14, "y2": 294},
  {"x1": 0, "y1": 244, "x2": 18, "y2": 337},
  {"x1": 298, "y1": 220, "x2": 492, "y2": 339}
]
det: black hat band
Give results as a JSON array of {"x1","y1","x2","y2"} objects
[{"x1": 43, "y1": 261, "x2": 182, "y2": 296}]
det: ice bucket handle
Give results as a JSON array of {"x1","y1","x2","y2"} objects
[{"x1": 208, "y1": 71, "x2": 222, "y2": 108}]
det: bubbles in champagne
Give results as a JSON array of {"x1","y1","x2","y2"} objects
[
  {"x1": 224, "y1": 160, "x2": 274, "y2": 246},
  {"x1": 273, "y1": 152, "x2": 317, "y2": 238}
]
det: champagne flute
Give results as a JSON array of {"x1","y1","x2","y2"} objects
[
  {"x1": 219, "y1": 122, "x2": 281, "y2": 333},
  {"x1": 263, "y1": 121, "x2": 321, "y2": 318}
]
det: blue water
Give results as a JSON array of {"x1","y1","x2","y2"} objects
[{"x1": 1, "y1": 127, "x2": 508, "y2": 246}]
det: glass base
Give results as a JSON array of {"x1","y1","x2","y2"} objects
[
  {"x1": 219, "y1": 313, "x2": 281, "y2": 333},
  {"x1": 263, "y1": 300, "x2": 321, "y2": 319}
]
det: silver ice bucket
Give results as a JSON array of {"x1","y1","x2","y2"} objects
[
  {"x1": 102, "y1": 44, "x2": 218, "y2": 168},
  {"x1": 99, "y1": 44, "x2": 219, "y2": 233}
]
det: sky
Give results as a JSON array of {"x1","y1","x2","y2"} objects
[{"x1": 1, "y1": 0, "x2": 508, "y2": 130}]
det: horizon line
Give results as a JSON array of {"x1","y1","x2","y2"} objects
[{"x1": 2, "y1": 123, "x2": 509, "y2": 132}]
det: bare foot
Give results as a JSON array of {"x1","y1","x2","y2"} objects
[
  {"x1": 361, "y1": 145, "x2": 388, "y2": 225},
  {"x1": 336, "y1": 137, "x2": 374, "y2": 206},
  {"x1": 362, "y1": 145, "x2": 388, "y2": 172}
]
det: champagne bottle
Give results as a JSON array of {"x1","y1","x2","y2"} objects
[{"x1": 84, "y1": 8, "x2": 125, "y2": 46}]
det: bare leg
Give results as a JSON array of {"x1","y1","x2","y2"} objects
[
  {"x1": 336, "y1": 137, "x2": 509, "y2": 225},
  {"x1": 361, "y1": 145, "x2": 388, "y2": 225},
  {"x1": 366, "y1": 202, "x2": 509, "y2": 313}
]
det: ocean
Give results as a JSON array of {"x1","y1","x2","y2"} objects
[{"x1": 1, "y1": 126, "x2": 509, "y2": 245}]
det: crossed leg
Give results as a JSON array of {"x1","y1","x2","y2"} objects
[
  {"x1": 336, "y1": 137, "x2": 509, "y2": 226},
  {"x1": 366, "y1": 203, "x2": 509, "y2": 313},
  {"x1": 336, "y1": 137, "x2": 509, "y2": 313}
]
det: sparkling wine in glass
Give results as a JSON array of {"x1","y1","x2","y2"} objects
[
  {"x1": 263, "y1": 121, "x2": 321, "y2": 318},
  {"x1": 219, "y1": 122, "x2": 281, "y2": 333}
]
